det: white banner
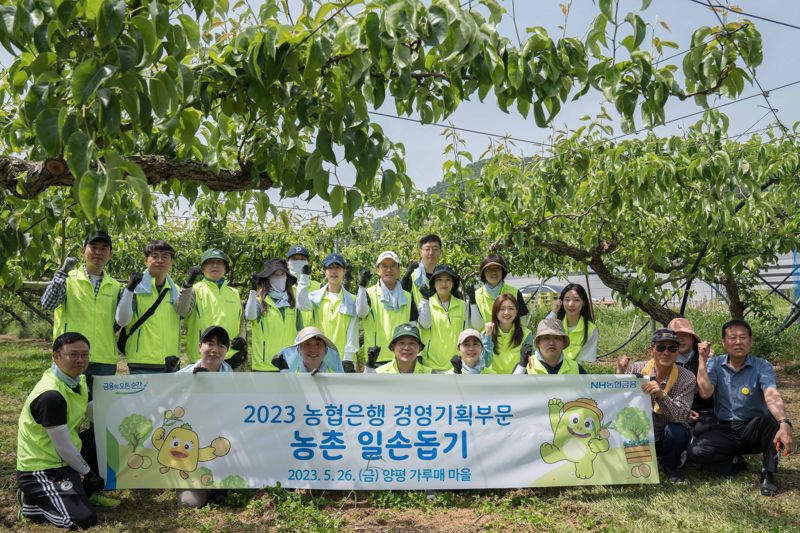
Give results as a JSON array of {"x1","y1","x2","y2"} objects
[{"x1": 94, "y1": 374, "x2": 660, "y2": 490}]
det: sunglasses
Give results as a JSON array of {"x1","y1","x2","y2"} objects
[{"x1": 654, "y1": 343, "x2": 678, "y2": 353}]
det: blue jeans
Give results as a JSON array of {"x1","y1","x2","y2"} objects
[{"x1": 656, "y1": 423, "x2": 691, "y2": 470}]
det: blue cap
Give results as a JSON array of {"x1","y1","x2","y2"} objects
[
  {"x1": 322, "y1": 253, "x2": 347, "y2": 268},
  {"x1": 286, "y1": 245, "x2": 310, "y2": 259}
]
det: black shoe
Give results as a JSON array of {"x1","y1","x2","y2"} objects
[
  {"x1": 664, "y1": 467, "x2": 686, "y2": 484},
  {"x1": 760, "y1": 470, "x2": 778, "y2": 496},
  {"x1": 731, "y1": 455, "x2": 747, "y2": 475}
]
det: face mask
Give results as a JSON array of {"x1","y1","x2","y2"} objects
[
  {"x1": 269, "y1": 274, "x2": 287, "y2": 292},
  {"x1": 287, "y1": 260, "x2": 308, "y2": 276}
]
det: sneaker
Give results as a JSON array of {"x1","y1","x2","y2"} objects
[
  {"x1": 89, "y1": 493, "x2": 121, "y2": 508},
  {"x1": 16, "y1": 489, "x2": 25, "y2": 521},
  {"x1": 760, "y1": 470, "x2": 778, "y2": 496},
  {"x1": 664, "y1": 467, "x2": 686, "y2": 484}
]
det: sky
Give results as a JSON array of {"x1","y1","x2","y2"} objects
[{"x1": 273, "y1": 0, "x2": 800, "y2": 220}]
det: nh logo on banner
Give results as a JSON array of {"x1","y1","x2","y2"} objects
[{"x1": 94, "y1": 374, "x2": 660, "y2": 490}]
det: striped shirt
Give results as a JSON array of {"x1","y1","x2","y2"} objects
[{"x1": 629, "y1": 360, "x2": 695, "y2": 438}]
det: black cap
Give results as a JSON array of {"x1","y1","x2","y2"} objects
[
  {"x1": 286, "y1": 245, "x2": 310, "y2": 259},
  {"x1": 430, "y1": 264, "x2": 461, "y2": 295},
  {"x1": 200, "y1": 325, "x2": 229, "y2": 347},
  {"x1": 84, "y1": 231, "x2": 112, "y2": 249}
]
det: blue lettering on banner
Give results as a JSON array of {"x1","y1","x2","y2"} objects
[{"x1": 590, "y1": 380, "x2": 638, "y2": 390}]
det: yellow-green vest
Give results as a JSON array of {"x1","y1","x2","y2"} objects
[
  {"x1": 17, "y1": 370, "x2": 87, "y2": 471},
  {"x1": 487, "y1": 327, "x2": 531, "y2": 375},
  {"x1": 362, "y1": 284, "x2": 412, "y2": 364},
  {"x1": 562, "y1": 317, "x2": 597, "y2": 361},
  {"x1": 420, "y1": 295, "x2": 466, "y2": 371},
  {"x1": 185, "y1": 279, "x2": 242, "y2": 363},
  {"x1": 376, "y1": 359, "x2": 433, "y2": 374},
  {"x1": 410, "y1": 267, "x2": 435, "y2": 306},
  {"x1": 311, "y1": 291, "x2": 354, "y2": 361},
  {"x1": 475, "y1": 283, "x2": 518, "y2": 323},
  {"x1": 52, "y1": 267, "x2": 120, "y2": 365},
  {"x1": 527, "y1": 354, "x2": 580, "y2": 375},
  {"x1": 251, "y1": 298, "x2": 302, "y2": 371},
  {"x1": 125, "y1": 278, "x2": 181, "y2": 365}
]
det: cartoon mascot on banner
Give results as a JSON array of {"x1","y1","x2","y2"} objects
[{"x1": 540, "y1": 398, "x2": 610, "y2": 479}]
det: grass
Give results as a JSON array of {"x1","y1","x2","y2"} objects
[{"x1": 2, "y1": 319, "x2": 800, "y2": 531}]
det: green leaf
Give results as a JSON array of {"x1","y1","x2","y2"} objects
[
  {"x1": 316, "y1": 129, "x2": 337, "y2": 164},
  {"x1": 599, "y1": 0, "x2": 614, "y2": 22},
  {"x1": 34, "y1": 108, "x2": 61, "y2": 156},
  {"x1": 425, "y1": 5, "x2": 448, "y2": 46},
  {"x1": 71, "y1": 60, "x2": 115, "y2": 106},
  {"x1": 381, "y1": 169, "x2": 396, "y2": 199},
  {"x1": 177, "y1": 14, "x2": 200, "y2": 48},
  {"x1": 77, "y1": 170, "x2": 108, "y2": 221},
  {"x1": 97, "y1": 0, "x2": 126, "y2": 48},
  {"x1": 330, "y1": 185, "x2": 344, "y2": 217},
  {"x1": 65, "y1": 131, "x2": 91, "y2": 177},
  {"x1": 346, "y1": 188, "x2": 362, "y2": 213}
]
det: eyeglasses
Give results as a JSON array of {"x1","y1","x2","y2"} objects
[
  {"x1": 654, "y1": 344, "x2": 678, "y2": 353},
  {"x1": 62, "y1": 351, "x2": 90, "y2": 361}
]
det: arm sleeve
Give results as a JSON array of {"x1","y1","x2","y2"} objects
[
  {"x1": 469, "y1": 303, "x2": 484, "y2": 329},
  {"x1": 355, "y1": 287, "x2": 370, "y2": 318},
  {"x1": 344, "y1": 316, "x2": 359, "y2": 362},
  {"x1": 295, "y1": 274, "x2": 312, "y2": 311},
  {"x1": 545, "y1": 311, "x2": 557, "y2": 319},
  {"x1": 516, "y1": 290, "x2": 529, "y2": 317},
  {"x1": 175, "y1": 285, "x2": 195, "y2": 317},
  {"x1": 655, "y1": 373, "x2": 694, "y2": 423},
  {"x1": 481, "y1": 334, "x2": 494, "y2": 368},
  {"x1": 40, "y1": 270, "x2": 69, "y2": 310},
  {"x1": 115, "y1": 289, "x2": 135, "y2": 326},
  {"x1": 417, "y1": 299, "x2": 432, "y2": 328},
  {"x1": 512, "y1": 364, "x2": 527, "y2": 375},
  {"x1": 244, "y1": 290, "x2": 261, "y2": 320},
  {"x1": 577, "y1": 326, "x2": 599, "y2": 363},
  {"x1": 45, "y1": 425, "x2": 91, "y2": 475}
]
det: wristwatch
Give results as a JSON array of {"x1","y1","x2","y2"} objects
[{"x1": 778, "y1": 418, "x2": 792, "y2": 428}]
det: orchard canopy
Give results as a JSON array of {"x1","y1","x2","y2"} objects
[{"x1": 0, "y1": 0, "x2": 798, "y2": 324}]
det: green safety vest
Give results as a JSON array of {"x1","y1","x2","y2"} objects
[
  {"x1": 125, "y1": 278, "x2": 181, "y2": 365},
  {"x1": 376, "y1": 359, "x2": 433, "y2": 374},
  {"x1": 475, "y1": 283, "x2": 519, "y2": 323},
  {"x1": 362, "y1": 284, "x2": 412, "y2": 364},
  {"x1": 410, "y1": 267, "x2": 435, "y2": 306},
  {"x1": 487, "y1": 327, "x2": 531, "y2": 375},
  {"x1": 311, "y1": 291, "x2": 354, "y2": 361},
  {"x1": 420, "y1": 295, "x2": 466, "y2": 371},
  {"x1": 251, "y1": 298, "x2": 302, "y2": 371},
  {"x1": 301, "y1": 278, "x2": 321, "y2": 332},
  {"x1": 52, "y1": 267, "x2": 120, "y2": 365},
  {"x1": 185, "y1": 279, "x2": 242, "y2": 363},
  {"x1": 17, "y1": 370, "x2": 88, "y2": 471},
  {"x1": 527, "y1": 354, "x2": 580, "y2": 375},
  {"x1": 562, "y1": 317, "x2": 597, "y2": 361}
]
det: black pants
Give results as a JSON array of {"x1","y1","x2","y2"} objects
[
  {"x1": 687, "y1": 413, "x2": 779, "y2": 474},
  {"x1": 17, "y1": 467, "x2": 96, "y2": 529}
]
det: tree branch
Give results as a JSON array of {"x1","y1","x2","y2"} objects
[{"x1": 0, "y1": 156, "x2": 273, "y2": 198}]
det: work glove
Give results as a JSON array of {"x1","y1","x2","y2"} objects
[
  {"x1": 366, "y1": 346, "x2": 381, "y2": 369},
  {"x1": 519, "y1": 344, "x2": 532, "y2": 369},
  {"x1": 419, "y1": 284, "x2": 432, "y2": 300},
  {"x1": 464, "y1": 284, "x2": 476, "y2": 304},
  {"x1": 302, "y1": 264, "x2": 311, "y2": 275},
  {"x1": 60, "y1": 257, "x2": 79, "y2": 273},
  {"x1": 450, "y1": 355, "x2": 463, "y2": 374},
  {"x1": 126, "y1": 272, "x2": 144, "y2": 291},
  {"x1": 400, "y1": 261, "x2": 418, "y2": 292},
  {"x1": 82, "y1": 470, "x2": 105, "y2": 494},
  {"x1": 271, "y1": 354, "x2": 289, "y2": 371},
  {"x1": 183, "y1": 266, "x2": 202, "y2": 288},
  {"x1": 343, "y1": 266, "x2": 353, "y2": 292},
  {"x1": 249, "y1": 273, "x2": 259, "y2": 292},
  {"x1": 163, "y1": 356, "x2": 180, "y2": 373},
  {"x1": 359, "y1": 269, "x2": 372, "y2": 288},
  {"x1": 193, "y1": 366, "x2": 209, "y2": 374},
  {"x1": 228, "y1": 337, "x2": 248, "y2": 369},
  {"x1": 342, "y1": 361, "x2": 356, "y2": 373}
]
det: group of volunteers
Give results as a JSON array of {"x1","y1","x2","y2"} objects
[{"x1": 15, "y1": 231, "x2": 795, "y2": 528}]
